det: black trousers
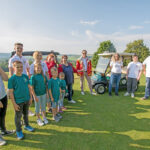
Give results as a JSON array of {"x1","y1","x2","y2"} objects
[
  {"x1": 0, "y1": 96, "x2": 7, "y2": 131},
  {"x1": 15, "y1": 101, "x2": 29, "y2": 132}
]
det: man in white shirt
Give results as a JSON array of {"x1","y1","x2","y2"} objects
[
  {"x1": 8, "y1": 43, "x2": 29, "y2": 76},
  {"x1": 142, "y1": 56, "x2": 150, "y2": 100},
  {"x1": 124, "y1": 54, "x2": 142, "y2": 98}
]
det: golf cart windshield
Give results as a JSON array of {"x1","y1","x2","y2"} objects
[{"x1": 95, "y1": 56, "x2": 110, "y2": 73}]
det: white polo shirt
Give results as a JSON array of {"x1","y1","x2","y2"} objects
[
  {"x1": 30, "y1": 61, "x2": 48, "y2": 75},
  {"x1": 0, "y1": 76, "x2": 6, "y2": 99},
  {"x1": 143, "y1": 56, "x2": 150, "y2": 77},
  {"x1": 8, "y1": 54, "x2": 29, "y2": 75},
  {"x1": 127, "y1": 62, "x2": 142, "y2": 78}
]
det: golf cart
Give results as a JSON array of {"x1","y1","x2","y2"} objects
[{"x1": 91, "y1": 52, "x2": 135, "y2": 94}]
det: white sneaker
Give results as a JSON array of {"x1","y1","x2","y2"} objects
[
  {"x1": 37, "y1": 119, "x2": 44, "y2": 126},
  {"x1": 28, "y1": 110, "x2": 35, "y2": 117},
  {"x1": 68, "y1": 100, "x2": 76, "y2": 104},
  {"x1": 0, "y1": 137, "x2": 6, "y2": 146},
  {"x1": 91, "y1": 92, "x2": 96, "y2": 95},
  {"x1": 131, "y1": 93, "x2": 135, "y2": 98},
  {"x1": 81, "y1": 92, "x2": 85, "y2": 95},
  {"x1": 124, "y1": 92, "x2": 130, "y2": 96},
  {"x1": 43, "y1": 118, "x2": 49, "y2": 124}
]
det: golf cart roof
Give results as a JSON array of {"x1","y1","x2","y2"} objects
[
  {"x1": 10, "y1": 50, "x2": 60, "y2": 57},
  {"x1": 98, "y1": 52, "x2": 135, "y2": 57}
]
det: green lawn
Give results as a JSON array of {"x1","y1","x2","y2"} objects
[{"x1": 1, "y1": 75, "x2": 150, "y2": 150}]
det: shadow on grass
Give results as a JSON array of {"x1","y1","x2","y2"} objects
[{"x1": 3, "y1": 88, "x2": 150, "y2": 150}]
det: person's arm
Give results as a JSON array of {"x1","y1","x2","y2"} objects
[
  {"x1": 9, "y1": 67, "x2": 13, "y2": 77},
  {"x1": 0, "y1": 101, "x2": 3, "y2": 108},
  {"x1": 28, "y1": 85, "x2": 33, "y2": 105},
  {"x1": 9, "y1": 89, "x2": 20, "y2": 111},
  {"x1": 49, "y1": 89, "x2": 54, "y2": 102},
  {"x1": 30, "y1": 85, "x2": 38, "y2": 102},
  {"x1": 0, "y1": 67, "x2": 8, "y2": 81},
  {"x1": 137, "y1": 70, "x2": 142, "y2": 81},
  {"x1": 143, "y1": 64, "x2": 146, "y2": 76},
  {"x1": 26, "y1": 60, "x2": 30, "y2": 76}
]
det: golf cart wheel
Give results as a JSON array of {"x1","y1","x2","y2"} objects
[
  {"x1": 95, "y1": 84, "x2": 106, "y2": 94},
  {"x1": 120, "y1": 78, "x2": 127, "y2": 86}
]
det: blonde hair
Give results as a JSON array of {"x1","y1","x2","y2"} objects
[
  {"x1": 59, "y1": 72, "x2": 65, "y2": 78},
  {"x1": 13, "y1": 61, "x2": 23, "y2": 67},
  {"x1": 34, "y1": 63, "x2": 46, "y2": 82},
  {"x1": 46, "y1": 53, "x2": 56, "y2": 62},
  {"x1": 33, "y1": 51, "x2": 42, "y2": 60},
  {"x1": 111, "y1": 53, "x2": 122, "y2": 63}
]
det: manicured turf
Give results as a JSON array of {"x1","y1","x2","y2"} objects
[{"x1": 1, "y1": 75, "x2": 150, "y2": 150}]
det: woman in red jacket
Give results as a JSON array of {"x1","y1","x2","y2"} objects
[
  {"x1": 76, "y1": 50, "x2": 96, "y2": 95},
  {"x1": 45, "y1": 53, "x2": 62, "y2": 79}
]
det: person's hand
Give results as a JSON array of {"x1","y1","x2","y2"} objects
[
  {"x1": 34, "y1": 96, "x2": 39, "y2": 102},
  {"x1": 29, "y1": 98, "x2": 33, "y2": 105},
  {"x1": 126, "y1": 76, "x2": 128, "y2": 80},
  {"x1": 14, "y1": 103, "x2": 20, "y2": 111},
  {"x1": 0, "y1": 101, "x2": 3, "y2": 108},
  {"x1": 46, "y1": 93, "x2": 49, "y2": 99},
  {"x1": 51, "y1": 97, "x2": 54, "y2": 102},
  {"x1": 137, "y1": 77, "x2": 140, "y2": 81},
  {"x1": 62, "y1": 90, "x2": 65, "y2": 93}
]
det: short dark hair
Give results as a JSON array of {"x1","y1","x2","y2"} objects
[{"x1": 14, "y1": 43, "x2": 23, "y2": 47}]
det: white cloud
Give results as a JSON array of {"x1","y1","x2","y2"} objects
[
  {"x1": 85, "y1": 30, "x2": 150, "y2": 52},
  {"x1": 144, "y1": 21, "x2": 150, "y2": 24},
  {"x1": 129, "y1": 25, "x2": 144, "y2": 30},
  {"x1": 80, "y1": 20, "x2": 99, "y2": 26},
  {"x1": 70, "y1": 30, "x2": 80, "y2": 37}
]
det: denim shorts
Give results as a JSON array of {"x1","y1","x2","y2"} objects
[{"x1": 51, "y1": 101, "x2": 58, "y2": 108}]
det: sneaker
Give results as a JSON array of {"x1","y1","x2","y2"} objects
[
  {"x1": 131, "y1": 93, "x2": 135, "y2": 98},
  {"x1": 91, "y1": 92, "x2": 97, "y2": 95},
  {"x1": 59, "y1": 110, "x2": 63, "y2": 113},
  {"x1": 81, "y1": 92, "x2": 85, "y2": 95},
  {"x1": 53, "y1": 116, "x2": 60, "y2": 122},
  {"x1": 115, "y1": 93, "x2": 119, "y2": 96},
  {"x1": 1, "y1": 130, "x2": 15, "y2": 136},
  {"x1": 37, "y1": 119, "x2": 44, "y2": 126},
  {"x1": 109, "y1": 93, "x2": 112, "y2": 96},
  {"x1": 28, "y1": 110, "x2": 35, "y2": 117},
  {"x1": 24, "y1": 125, "x2": 34, "y2": 132},
  {"x1": 43, "y1": 118, "x2": 49, "y2": 124},
  {"x1": 141, "y1": 97, "x2": 148, "y2": 100},
  {"x1": 124, "y1": 92, "x2": 130, "y2": 96},
  {"x1": 16, "y1": 131, "x2": 24, "y2": 140},
  {"x1": 68, "y1": 100, "x2": 76, "y2": 104},
  {"x1": 62, "y1": 106, "x2": 67, "y2": 110},
  {"x1": 47, "y1": 108, "x2": 52, "y2": 113},
  {"x1": 56, "y1": 113, "x2": 62, "y2": 119},
  {"x1": 0, "y1": 136, "x2": 6, "y2": 146}
]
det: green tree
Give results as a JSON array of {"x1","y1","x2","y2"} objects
[
  {"x1": 92, "y1": 40, "x2": 116, "y2": 68},
  {"x1": 124, "y1": 39, "x2": 150, "y2": 65}
]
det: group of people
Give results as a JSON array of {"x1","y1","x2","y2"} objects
[
  {"x1": 0, "y1": 43, "x2": 96, "y2": 145},
  {"x1": 108, "y1": 53, "x2": 150, "y2": 100}
]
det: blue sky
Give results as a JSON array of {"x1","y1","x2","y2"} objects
[{"x1": 0, "y1": 0, "x2": 150, "y2": 54}]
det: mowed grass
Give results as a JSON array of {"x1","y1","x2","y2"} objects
[{"x1": 1, "y1": 75, "x2": 150, "y2": 150}]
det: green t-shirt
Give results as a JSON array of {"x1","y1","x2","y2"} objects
[
  {"x1": 8, "y1": 74, "x2": 30, "y2": 104},
  {"x1": 48, "y1": 78, "x2": 60, "y2": 102},
  {"x1": 60, "y1": 79, "x2": 67, "y2": 93},
  {"x1": 30, "y1": 74, "x2": 48, "y2": 96}
]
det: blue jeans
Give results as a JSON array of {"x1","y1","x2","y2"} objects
[
  {"x1": 109, "y1": 73, "x2": 121, "y2": 94},
  {"x1": 67, "y1": 84, "x2": 73, "y2": 101},
  {"x1": 145, "y1": 77, "x2": 150, "y2": 98}
]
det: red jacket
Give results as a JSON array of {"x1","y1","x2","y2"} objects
[
  {"x1": 76, "y1": 57, "x2": 92, "y2": 76},
  {"x1": 45, "y1": 61, "x2": 63, "y2": 78}
]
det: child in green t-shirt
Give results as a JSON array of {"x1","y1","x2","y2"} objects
[
  {"x1": 30, "y1": 63, "x2": 49, "y2": 126},
  {"x1": 8, "y1": 61, "x2": 34, "y2": 140},
  {"x1": 58, "y1": 72, "x2": 67, "y2": 113},
  {"x1": 48, "y1": 67, "x2": 62, "y2": 122}
]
